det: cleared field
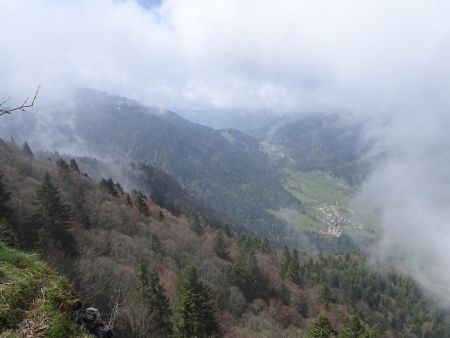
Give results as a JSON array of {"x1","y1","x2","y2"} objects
[
  {"x1": 271, "y1": 170, "x2": 378, "y2": 238},
  {"x1": 268, "y1": 208, "x2": 326, "y2": 231},
  {"x1": 285, "y1": 170, "x2": 352, "y2": 206}
]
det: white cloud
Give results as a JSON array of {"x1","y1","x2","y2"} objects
[{"x1": 1, "y1": 0, "x2": 450, "y2": 113}]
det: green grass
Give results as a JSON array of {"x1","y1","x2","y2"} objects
[
  {"x1": 284, "y1": 170, "x2": 352, "y2": 206},
  {"x1": 270, "y1": 170, "x2": 378, "y2": 238},
  {"x1": 268, "y1": 208, "x2": 326, "y2": 231},
  {"x1": 0, "y1": 243, "x2": 91, "y2": 338}
]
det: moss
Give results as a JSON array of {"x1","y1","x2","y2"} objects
[{"x1": 0, "y1": 242, "x2": 89, "y2": 337}]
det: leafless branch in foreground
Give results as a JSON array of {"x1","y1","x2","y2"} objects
[{"x1": 0, "y1": 85, "x2": 41, "y2": 116}]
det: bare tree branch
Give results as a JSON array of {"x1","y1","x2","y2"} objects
[{"x1": 0, "y1": 86, "x2": 41, "y2": 116}]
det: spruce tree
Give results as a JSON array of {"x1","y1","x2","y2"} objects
[
  {"x1": 286, "y1": 248, "x2": 300, "y2": 283},
  {"x1": 124, "y1": 193, "x2": 132, "y2": 206},
  {"x1": 173, "y1": 266, "x2": 221, "y2": 338},
  {"x1": 69, "y1": 158, "x2": 79, "y2": 172},
  {"x1": 135, "y1": 261, "x2": 172, "y2": 338},
  {"x1": 115, "y1": 182, "x2": 124, "y2": 195},
  {"x1": 56, "y1": 158, "x2": 71, "y2": 183},
  {"x1": 213, "y1": 231, "x2": 229, "y2": 259},
  {"x1": 232, "y1": 243, "x2": 265, "y2": 300},
  {"x1": 189, "y1": 212, "x2": 203, "y2": 235},
  {"x1": 0, "y1": 175, "x2": 16, "y2": 245},
  {"x1": 0, "y1": 174, "x2": 13, "y2": 219},
  {"x1": 151, "y1": 233, "x2": 164, "y2": 256},
  {"x1": 33, "y1": 172, "x2": 77, "y2": 257},
  {"x1": 305, "y1": 314, "x2": 336, "y2": 338},
  {"x1": 260, "y1": 237, "x2": 271, "y2": 253},
  {"x1": 320, "y1": 284, "x2": 335, "y2": 308},
  {"x1": 338, "y1": 315, "x2": 366, "y2": 338},
  {"x1": 279, "y1": 246, "x2": 292, "y2": 279},
  {"x1": 100, "y1": 178, "x2": 118, "y2": 197},
  {"x1": 56, "y1": 158, "x2": 70, "y2": 172},
  {"x1": 0, "y1": 218, "x2": 17, "y2": 246},
  {"x1": 22, "y1": 142, "x2": 33, "y2": 157},
  {"x1": 133, "y1": 191, "x2": 149, "y2": 217}
]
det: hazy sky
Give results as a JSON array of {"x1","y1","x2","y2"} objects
[{"x1": 1, "y1": 0, "x2": 450, "y2": 114}]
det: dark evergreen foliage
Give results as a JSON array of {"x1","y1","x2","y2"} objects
[
  {"x1": 158, "y1": 210, "x2": 164, "y2": 221},
  {"x1": 279, "y1": 246, "x2": 301, "y2": 284},
  {"x1": 21, "y1": 142, "x2": 33, "y2": 157},
  {"x1": 99, "y1": 177, "x2": 119, "y2": 197},
  {"x1": 69, "y1": 158, "x2": 80, "y2": 172},
  {"x1": 213, "y1": 231, "x2": 229, "y2": 259},
  {"x1": 173, "y1": 266, "x2": 221, "y2": 338},
  {"x1": 0, "y1": 218, "x2": 17, "y2": 246},
  {"x1": 134, "y1": 261, "x2": 172, "y2": 337},
  {"x1": 231, "y1": 239, "x2": 266, "y2": 300},
  {"x1": 33, "y1": 172, "x2": 77, "y2": 257},
  {"x1": 299, "y1": 255, "x2": 450, "y2": 337},
  {"x1": 132, "y1": 190, "x2": 149, "y2": 217},
  {"x1": 305, "y1": 314, "x2": 336, "y2": 338},
  {"x1": 0, "y1": 174, "x2": 13, "y2": 219}
]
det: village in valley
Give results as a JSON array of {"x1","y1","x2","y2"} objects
[{"x1": 315, "y1": 202, "x2": 366, "y2": 237}]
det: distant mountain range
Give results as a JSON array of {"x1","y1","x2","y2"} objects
[
  {"x1": 1, "y1": 88, "x2": 371, "y2": 236},
  {"x1": 255, "y1": 113, "x2": 372, "y2": 185}
]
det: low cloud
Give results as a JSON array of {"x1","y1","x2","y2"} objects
[{"x1": 1, "y1": 0, "x2": 450, "y2": 113}]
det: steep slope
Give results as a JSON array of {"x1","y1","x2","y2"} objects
[
  {"x1": 2, "y1": 89, "x2": 297, "y2": 235},
  {"x1": 0, "y1": 139, "x2": 449, "y2": 338},
  {"x1": 0, "y1": 243, "x2": 90, "y2": 337},
  {"x1": 257, "y1": 113, "x2": 371, "y2": 185}
]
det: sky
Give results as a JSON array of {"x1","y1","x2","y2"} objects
[
  {"x1": 2, "y1": 0, "x2": 450, "y2": 307},
  {"x1": 1, "y1": 0, "x2": 450, "y2": 114}
]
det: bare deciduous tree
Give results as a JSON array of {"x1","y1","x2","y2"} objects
[{"x1": 0, "y1": 86, "x2": 40, "y2": 116}]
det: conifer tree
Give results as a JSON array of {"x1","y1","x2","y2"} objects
[
  {"x1": 69, "y1": 158, "x2": 79, "y2": 172},
  {"x1": 173, "y1": 266, "x2": 221, "y2": 338},
  {"x1": 100, "y1": 178, "x2": 118, "y2": 197},
  {"x1": 287, "y1": 248, "x2": 301, "y2": 283},
  {"x1": 133, "y1": 191, "x2": 149, "y2": 217},
  {"x1": 22, "y1": 142, "x2": 33, "y2": 157},
  {"x1": 135, "y1": 261, "x2": 172, "y2": 338},
  {"x1": 0, "y1": 175, "x2": 16, "y2": 244},
  {"x1": 320, "y1": 284, "x2": 335, "y2": 308},
  {"x1": 124, "y1": 193, "x2": 132, "y2": 206},
  {"x1": 305, "y1": 314, "x2": 336, "y2": 338},
  {"x1": 56, "y1": 158, "x2": 71, "y2": 183},
  {"x1": 260, "y1": 237, "x2": 271, "y2": 253},
  {"x1": 189, "y1": 212, "x2": 203, "y2": 235},
  {"x1": 232, "y1": 243, "x2": 265, "y2": 300},
  {"x1": 158, "y1": 210, "x2": 164, "y2": 221},
  {"x1": 279, "y1": 246, "x2": 292, "y2": 279},
  {"x1": 0, "y1": 174, "x2": 13, "y2": 219},
  {"x1": 33, "y1": 172, "x2": 77, "y2": 257},
  {"x1": 213, "y1": 231, "x2": 229, "y2": 259},
  {"x1": 338, "y1": 315, "x2": 366, "y2": 338},
  {"x1": 115, "y1": 182, "x2": 124, "y2": 195},
  {"x1": 151, "y1": 233, "x2": 164, "y2": 256},
  {"x1": 0, "y1": 218, "x2": 17, "y2": 246},
  {"x1": 56, "y1": 158, "x2": 70, "y2": 172}
]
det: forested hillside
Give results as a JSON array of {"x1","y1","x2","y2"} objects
[
  {"x1": 1, "y1": 89, "x2": 297, "y2": 237},
  {"x1": 256, "y1": 113, "x2": 372, "y2": 186},
  {"x1": 0, "y1": 139, "x2": 448, "y2": 337}
]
